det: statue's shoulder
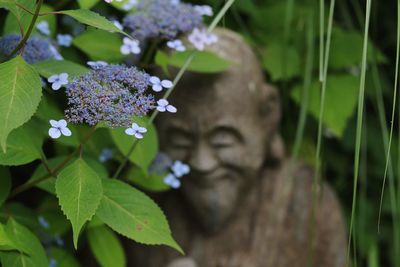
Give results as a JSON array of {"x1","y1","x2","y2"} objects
[{"x1": 282, "y1": 160, "x2": 347, "y2": 267}]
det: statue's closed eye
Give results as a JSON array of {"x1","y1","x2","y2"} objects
[
  {"x1": 208, "y1": 127, "x2": 243, "y2": 149},
  {"x1": 167, "y1": 128, "x2": 194, "y2": 149}
]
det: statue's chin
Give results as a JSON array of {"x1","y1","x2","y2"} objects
[{"x1": 182, "y1": 184, "x2": 237, "y2": 234}]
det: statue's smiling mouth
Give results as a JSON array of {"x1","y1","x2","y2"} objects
[{"x1": 185, "y1": 172, "x2": 236, "y2": 189}]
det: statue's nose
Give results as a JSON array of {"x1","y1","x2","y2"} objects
[{"x1": 188, "y1": 143, "x2": 218, "y2": 174}]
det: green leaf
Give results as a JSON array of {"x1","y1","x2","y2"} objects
[
  {"x1": 0, "y1": 56, "x2": 42, "y2": 153},
  {"x1": 262, "y1": 42, "x2": 301, "y2": 81},
  {"x1": 96, "y1": 179, "x2": 182, "y2": 253},
  {"x1": 55, "y1": 158, "x2": 103, "y2": 249},
  {"x1": 49, "y1": 247, "x2": 81, "y2": 267},
  {"x1": 0, "y1": 122, "x2": 43, "y2": 166},
  {"x1": 0, "y1": 203, "x2": 39, "y2": 229},
  {"x1": 155, "y1": 50, "x2": 170, "y2": 75},
  {"x1": 33, "y1": 60, "x2": 89, "y2": 79},
  {"x1": 77, "y1": 0, "x2": 100, "y2": 9},
  {"x1": 0, "y1": 223, "x2": 19, "y2": 252},
  {"x1": 0, "y1": 219, "x2": 48, "y2": 267},
  {"x1": 329, "y1": 27, "x2": 388, "y2": 69},
  {"x1": 0, "y1": 167, "x2": 11, "y2": 206},
  {"x1": 59, "y1": 9, "x2": 129, "y2": 37},
  {"x1": 291, "y1": 74, "x2": 359, "y2": 137},
  {"x1": 168, "y1": 50, "x2": 235, "y2": 73},
  {"x1": 125, "y1": 166, "x2": 170, "y2": 192},
  {"x1": 111, "y1": 117, "x2": 158, "y2": 170},
  {"x1": 73, "y1": 28, "x2": 124, "y2": 62},
  {"x1": 87, "y1": 225, "x2": 126, "y2": 267}
]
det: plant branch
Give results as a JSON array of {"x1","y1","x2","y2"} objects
[
  {"x1": 3, "y1": 0, "x2": 43, "y2": 62},
  {"x1": 9, "y1": 126, "x2": 97, "y2": 198}
]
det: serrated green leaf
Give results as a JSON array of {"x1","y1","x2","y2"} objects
[
  {"x1": 96, "y1": 179, "x2": 182, "y2": 253},
  {"x1": 73, "y1": 28, "x2": 124, "y2": 62},
  {"x1": 0, "y1": 167, "x2": 11, "y2": 206},
  {"x1": 0, "y1": 121, "x2": 43, "y2": 166},
  {"x1": 87, "y1": 225, "x2": 126, "y2": 267},
  {"x1": 59, "y1": 9, "x2": 129, "y2": 37},
  {"x1": 33, "y1": 60, "x2": 89, "y2": 79},
  {"x1": 49, "y1": 247, "x2": 81, "y2": 267},
  {"x1": 168, "y1": 50, "x2": 235, "y2": 73},
  {"x1": 291, "y1": 74, "x2": 359, "y2": 137},
  {"x1": 111, "y1": 117, "x2": 158, "y2": 170},
  {"x1": 155, "y1": 50, "x2": 170, "y2": 75},
  {"x1": 0, "y1": 56, "x2": 42, "y2": 153},
  {"x1": 77, "y1": 0, "x2": 100, "y2": 9},
  {"x1": 0, "y1": 219, "x2": 48, "y2": 267},
  {"x1": 55, "y1": 158, "x2": 103, "y2": 249}
]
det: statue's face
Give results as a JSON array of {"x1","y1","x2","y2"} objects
[{"x1": 157, "y1": 75, "x2": 270, "y2": 232}]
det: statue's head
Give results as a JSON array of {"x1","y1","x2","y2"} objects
[{"x1": 156, "y1": 28, "x2": 282, "y2": 233}]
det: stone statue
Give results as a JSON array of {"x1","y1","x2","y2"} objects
[{"x1": 126, "y1": 28, "x2": 347, "y2": 267}]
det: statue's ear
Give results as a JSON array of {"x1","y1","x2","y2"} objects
[{"x1": 259, "y1": 83, "x2": 281, "y2": 131}]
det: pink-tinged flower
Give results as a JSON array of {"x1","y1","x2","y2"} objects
[{"x1": 188, "y1": 28, "x2": 218, "y2": 51}]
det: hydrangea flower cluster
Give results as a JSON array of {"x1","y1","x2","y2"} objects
[
  {"x1": 65, "y1": 64, "x2": 155, "y2": 128},
  {"x1": 0, "y1": 34, "x2": 62, "y2": 64},
  {"x1": 122, "y1": 0, "x2": 203, "y2": 40}
]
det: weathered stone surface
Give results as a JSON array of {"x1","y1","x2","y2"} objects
[{"x1": 126, "y1": 28, "x2": 347, "y2": 267}]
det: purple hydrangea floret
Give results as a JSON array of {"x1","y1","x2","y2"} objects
[
  {"x1": 123, "y1": 0, "x2": 203, "y2": 40},
  {"x1": 0, "y1": 34, "x2": 60, "y2": 64},
  {"x1": 65, "y1": 64, "x2": 155, "y2": 128}
]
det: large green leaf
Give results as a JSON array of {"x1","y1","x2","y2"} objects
[
  {"x1": 111, "y1": 117, "x2": 158, "y2": 171},
  {"x1": 55, "y1": 158, "x2": 103, "y2": 248},
  {"x1": 77, "y1": 0, "x2": 100, "y2": 9},
  {"x1": 0, "y1": 219, "x2": 48, "y2": 267},
  {"x1": 73, "y1": 28, "x2": 124, "y2": 62},
  {"x1": 0, "y1": 167, "x2": 11, "y2": 207},
  {"x1": 33, "y1": 60, "x2": 89, "y2": 79},
  {"x1": 166, "y1": 50, "x2": 235, "y2": 73},
  {"x1": 96, "y1": 179, "x2": 182, "y2": 253},
  {"x1": 0, "y1": 122, "x2": 42, "y2": 166},
  {"x1": 59, "y1": 9, "x2": 129, "y2": 37},
  {"x1": 87, "y1": 225, "x2": 126, "y2": 267},
  {"x1": 291, "y1": 74, "x2": 359, "y2": 137},
  {"x1": 0, "y1": 56, "x2": 42, "y2": 152}
]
